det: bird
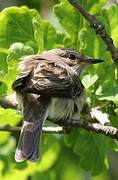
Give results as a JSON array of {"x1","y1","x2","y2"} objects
[{"x1": 12, "y1": 48, "x2": 103, "y2": 162}]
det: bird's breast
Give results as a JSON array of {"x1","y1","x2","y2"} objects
[{"x1": 48, "y1": 92, "x2": 86, "y2": 122}]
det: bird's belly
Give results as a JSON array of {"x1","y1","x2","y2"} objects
[{"x1": 48, "y1": 93, "x2": 86, "y2": 122}]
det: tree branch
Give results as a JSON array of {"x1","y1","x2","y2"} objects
[
  {"x1": 68, "y1": 0, "x2": 118, "y2": 65},
  {"x1": 62, "y1": 119, "x2": 118, "y2": 140},
  {"x1": 0, "y1": 121, "x2": 118, "y2": 140}
]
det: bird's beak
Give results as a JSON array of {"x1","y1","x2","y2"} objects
[
  {"x1": 74, "y1": 56, "x2": 103, "y2": 74},
  {"x1": 78, "y1": 56, "x2": 104, "y2": 64},
  {"x1": 85, "y1": 58, "x2": 104, "y2": 64}
]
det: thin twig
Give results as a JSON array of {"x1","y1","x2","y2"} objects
[
  {"x1": 0, "y1": 124, "x2": 64, "y2": 134},
  {"x1": 68, "y1": 0, "x2": 118, "y2": 64}
]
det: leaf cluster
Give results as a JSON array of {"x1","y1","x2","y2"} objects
[{"x1": 0, "y1": 0, "x2": 118, "y2": 178}]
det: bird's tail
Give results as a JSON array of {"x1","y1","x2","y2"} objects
[{"x1": 15, "y1": 94, "x2": 49, "y2": 162}]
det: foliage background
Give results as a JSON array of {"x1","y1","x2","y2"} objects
[{"x1": 0, "y1": 0, "x2": 118, "y2": 179}]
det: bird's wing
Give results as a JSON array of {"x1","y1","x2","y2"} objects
[
  {"x1": 15, "y1": 94, "x2": 50, "y2": 162},
  {"x1": 12, "y1": 55, "x2": 83, "y2": 98}
]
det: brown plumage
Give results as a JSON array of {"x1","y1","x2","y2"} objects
[{"x1": 12, "y1": 48, "x2": 103, "y2": 162}]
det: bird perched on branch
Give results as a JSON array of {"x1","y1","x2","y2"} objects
[{"x1": 12, "y1": 48, "x2": 103, "y2": 162}]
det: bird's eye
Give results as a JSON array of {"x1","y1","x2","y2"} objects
[
  {"x1": 68, "y1": 54, "x2": 76, "y2": 60},
  {"x1": 60, "y1": 53, "x2": 76, "y2": 60}
]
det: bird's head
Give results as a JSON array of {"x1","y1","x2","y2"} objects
[{"x1": 41, "y1": 48, "x2": 103, "y2": 74}]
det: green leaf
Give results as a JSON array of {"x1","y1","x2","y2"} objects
[
  {"x1": 73, "y1": 130, "x2": 114, "y2": 175},
  {"x1": 0, "y1": 108, "x2": 21, "y2": 144},
  {"x1": 82, "y1": 74, "x2": 99, "y2": 89},
  {"x1": 0, "y1": 51, "x2": 8, "y2": 78},
  {"x1": 0, "y1": 82, "x2": 7, "y2": 96},
  {"x1": 31, "y1": 9, "x2": 57, "y2": 52},
  {"x1": 0, "y1": 108, "x2": 21, "y2": 126},
  {"x1": 0, "y1": 6, "x2": 37, "y2": 50},
  {"x1": 30, "y1": 9, "x2": 44, "y2": 53},
  {"x1": 54, "y1": 0, "x2": 82, "y2": 49},
  {"x1": 0, "y1": 6, "x2": 39, "y2": 94},
  {"x1": 7, "y1": 42, "x2": 34, "y2": 61},
  {"x1": 37, "y1": 134, "x2": 60, "y2": 171},
  {"x1": 111, "y1": 25, "x2": 118, "y2": 48},
  {"x1": 97, "y1": 83, "x2": 118, "y2": 101},
  {"x1": 54, "y1": 0, "x2": 81, "y2": 36},
  {"x1": 1, "y1": 59, "x2": 18, "y2": 93},
  {"x1": 37, "y1": 141, "x2": 60, "y2": 172},
  {"x1": 1, "y1": 42, "x2": 34, "y2": 93},
  {"x1": 40, "y1": 20, "x2": 57, "y2": 49},
  {"x1": 64, "y1": 130, "x2": 79, "y2": 148}
]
